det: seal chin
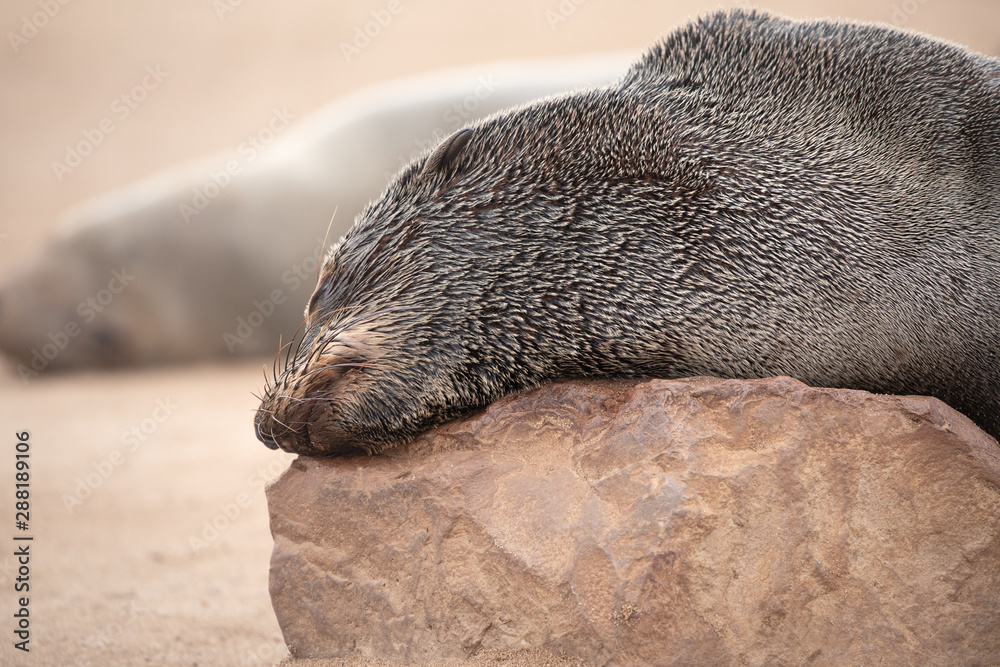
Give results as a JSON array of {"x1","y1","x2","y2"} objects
[{"x1": 303, "y1": 404, "x2": 371, "y2": 456}]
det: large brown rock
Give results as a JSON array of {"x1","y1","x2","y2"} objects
[{"x1": 267, "y1": 377, "x2": 1000, "y2": 665}]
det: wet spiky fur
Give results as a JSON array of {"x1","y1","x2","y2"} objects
[{"x1": 255, "y1": 9, "x2": 1000, "y2": 455}]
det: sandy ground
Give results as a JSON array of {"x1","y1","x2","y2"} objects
[
  {"x1": 1, "y1": 1, "x2": 999, "y2": 665},
  {"x1": 0, "y1": 360, "x2": 296, "y2": 666}
]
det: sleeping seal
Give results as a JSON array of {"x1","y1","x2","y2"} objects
[{"x1": 255, "y1": 9, "x2": 1000, "y2": 454}]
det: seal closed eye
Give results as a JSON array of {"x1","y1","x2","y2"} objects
[{"x1": 255, "y1": 8, "x2": 1000, "y2": 456}]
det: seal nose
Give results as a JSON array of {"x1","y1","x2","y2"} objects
[{"x1": 255, "y1": 422, "x2": 280, "y2": 450}]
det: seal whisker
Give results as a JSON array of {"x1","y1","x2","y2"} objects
[
  {"x1": 266, "y1": 418, "x2": 313, "y2": 425},
  {"x1": 274, "y1": 394, "x2": 314, "y2": 403},
  {"x1": 274, "y1": 334, "x2": 284, "y2": 385},
  {"x1": 319, "y1": 206, "x2": 339, "y2": 264},
  {"x1": 285, "y1": 318, "x2": 311, "y2": 374},
  {"x1": 269, "y1": 414, "x2": 302, "y2": 435},
  {"x1": 276, "y1": 337, "x2": 297, "y2": 383},
  {"x1": 277, "y1": 396, "x2": 345, "y2": 405}
]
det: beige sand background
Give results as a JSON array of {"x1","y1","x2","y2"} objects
[{"x1": 0, "y1": 1, "x2": 998, "y2": 665}]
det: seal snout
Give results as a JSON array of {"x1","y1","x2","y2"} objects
[
  {"x1": 253, "y1": 414, "x2": 281, "y2": 449},
  {"x1": 254, "y1": 346, "x2": 364, "y2": 455},
  {"x1": 256, "y1": 430, "x2": 280, "y2": 450}
]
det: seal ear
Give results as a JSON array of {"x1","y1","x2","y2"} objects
[{"x1": 420, "y1": 128, "x2": 474, "y2": 178}]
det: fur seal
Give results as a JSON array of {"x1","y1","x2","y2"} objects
[
  {"x1": 255, "y1": 9, "x2": 1000, "y2": 455},
  {"x1": 0, "y1": 55, "x2": 632, "y2": 374}
]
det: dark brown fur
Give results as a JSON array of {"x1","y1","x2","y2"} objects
[{"x1": 255, "y1": 9, "x2": 1000, "y2": 455}]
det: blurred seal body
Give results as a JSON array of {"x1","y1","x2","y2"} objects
[
  {"x1": 256, "y1": 9, "x2": 1000, "y2": 455},
  {"x1": 0, "y1": 56, "x2": 630, "y2": 370}
]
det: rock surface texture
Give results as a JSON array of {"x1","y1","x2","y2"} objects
[{"x1": 267, "y1": 377, "x2": 1000, "y2": 665}]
